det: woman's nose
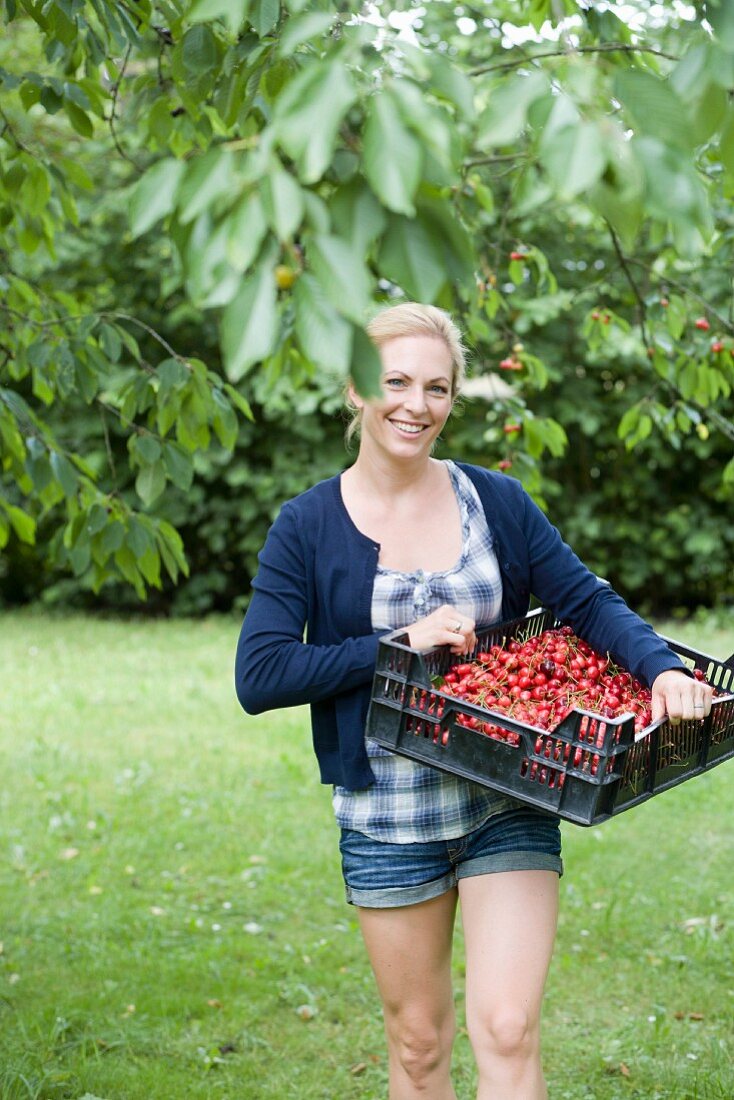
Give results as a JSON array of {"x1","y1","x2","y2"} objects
[{"x1": 403, "y1": 384, "x2": 427, "y2": 413}]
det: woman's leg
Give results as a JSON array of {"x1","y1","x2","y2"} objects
[
  {"x1": 357, "y1": 888, "x2": 459, "y2": 1100},
  {"x1": 458, "y1": 869, "x2": 559, "y2": 1100}
]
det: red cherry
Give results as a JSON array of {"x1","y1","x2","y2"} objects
[
  {"x1": 509, "y1": 251, "x2": 526, "y2": 261},
  {"x1": 695, "y1": 317, "x2": 710, "y2": 331},
  {"x1": 497, "y1": 459, "x2": 513, "y2": 471},
  {"x1": 711, "y1": 341, "x2": 724, "y2": 353}
]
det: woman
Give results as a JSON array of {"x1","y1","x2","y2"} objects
[{"x1": 235, "y1": 303, "x2": 712, "y2": 1099}]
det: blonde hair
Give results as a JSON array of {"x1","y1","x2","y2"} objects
[{"x1": 345, "y1": 303, "x2": 467, "y2": 446}]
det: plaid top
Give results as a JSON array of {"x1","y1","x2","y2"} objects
[{"x1": 332, "y1": 461, "x2": 512, "y2": 843}]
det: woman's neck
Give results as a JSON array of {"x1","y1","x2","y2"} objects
[{"x1": 344, "y1": 449, "x2": 441, "y2": 501}]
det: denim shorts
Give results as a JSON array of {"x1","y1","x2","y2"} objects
[{"x1": 339, "y1": 806, "x2": 563, "y2": 908}]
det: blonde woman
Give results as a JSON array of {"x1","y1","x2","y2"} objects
[{"x1": 235, "y1": 303, "x2": 710, "y2": 1099}]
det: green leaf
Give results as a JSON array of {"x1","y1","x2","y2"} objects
[
  {"x1": 276, "y1": 11, "x2": 334, "y2": 56},
  {"x1": 708, "y1": 0, "x2": 734, "y2": 49},
  {"x1": 614, "y1": 70, "x2": 693, "y2": 151},
  {"x1": 633, "y1": 137, "x2": 712, "y2": 238},
  {"x1": 225, "y1": 190, "x2": 268, "y2": 271},
  {"x1": 273, "y1": 60, "x2": 357, "y2": 183},
  {"x1": 99, "y1": 322, "x2": 122, "y2": 363},
  {"x1": 665, "y1": 295, "x2": 687, "y2": 340},
  {"x1": 136, "y1": 436, "x2": 162, "y2": 464},
  {"x1": 307, "y1": 235, "x2": 372, "y2": 326},
  {"x1": 221, "y1": 250, "x2": 278, "y2": 381},
  {"x1": 2, "y1": 502, "x2": 36, "y2": 544},
  {"x1": 363, "y1": 90, "x2": 422, "y2": 216},
  {"x1": 135, "y1": 462, "x2": 167, "y2": 506},
  {"x1": 251, "y1": 0, "x2": 279, "y2": 36},
  {"x1": 212, "y1": 388, "x2": 238, "y2": 448},
  {"x1": 63, "y1": 99, "x2": 93, "y2": 137},
  {"x1": 540, "y1": 121, "x2": 606, "y2": 199},
  {"x1": 49, "y1": 451, "x2": 79, "y2": 498},
  {"x1": 293, "y1": 274, "x2": 353, "y2": 374},
  {"x1": 99, "y1": 521, "x2": 125, "y2": 554},
  {"x1": 163, "y1": 442, "x2": 194, "y2": 490},
  {"x1": 130, "y1": 158, "x2": 185, "y2": 237},
  {"x1": 476, "y1": 71, "x2": 548, "y2": 147},
  {"x1": 86, "y1": 504, "x2": 108, "y2": 536},
  {"x1": 720, "y1": 107, "x2": 734, "y2": 179},
  {"x1": 114, "y1": 545, "x2": 146, "y2": 598},
  {"x1": 329, "y1": 180, "x2": 387, "y2": 255},
  {"x1": 377, "y1": 216, "x2": 446, "y2": 302},
  {"x1": 181, "y1": 25, "x2": 219, "y2": 72},
  {"x1": 261, "y1": 165, "x2": 304, "y2": 241},
  {"x1": 177, "y1": 147, "x2": 233, "y2": 225},
  {"x1": 156, "y1": 518, "x2": 189, "y2": 579},
  {"x1": 350, "y1": 325, "x2": 382, "y2": 399},
  {"x1": 223, "y1": 383, "x2": 254, "y2": 421},
  {"x1": 188, "y1": 0, "x2": 250, "y2": 35}
]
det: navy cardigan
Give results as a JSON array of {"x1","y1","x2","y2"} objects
[{"x1": 235, "y1": 463, "x2": 687, "y2": 790}]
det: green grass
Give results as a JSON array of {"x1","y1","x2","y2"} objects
[{"x1": 0, "y1": 610, "x2": 732, "y2": 1099}]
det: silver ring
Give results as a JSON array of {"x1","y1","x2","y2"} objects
[
  {"x1": 693, "y1": 704, "x2": 705, "y2": 710},
  {"x1": 454, "y1": 620, "x2": 463, "y2": 632}
]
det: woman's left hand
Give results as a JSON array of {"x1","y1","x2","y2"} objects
[{"x1": 651, "y1": 668, "x2": 714, "y2": 724}]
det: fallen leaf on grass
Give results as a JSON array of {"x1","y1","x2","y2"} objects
[
  {"x1": 350, "y1": 1063, "x2": 367, "y2": 1075},
  {"x1": 604, "y1": 1062, "x2": 630, "y2": 1077},
  {"x1": 296, "y1": 1004, "x2": 316, "y2": 1020},
  {"x1": 675, "y1": 1011, "x2": 704, "y2": 1020},
  {"x1": 59, "y1": 848, "x2": 79, "y2": 861},
  {"x1": 207, "y1": 999, "x2": 222, "y2": 1009}
]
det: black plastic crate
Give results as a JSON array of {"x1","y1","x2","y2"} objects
[{"x1": 367, "y1": 608, "x2": 734, "y2": 826}]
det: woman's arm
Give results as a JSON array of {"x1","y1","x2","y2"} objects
[
  {"x1": 519, "y1": 492, "x2": 714, "y2": 718},
  {"x1": 235, "y1": 503, "x2": 380, "y2": 715},
  {"x1": 519, "y1": 489, "x2": 686, "y2": 686}
]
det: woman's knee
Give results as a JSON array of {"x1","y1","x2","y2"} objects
[
  {"x1": 387, "y1": 1012, "x2": 455, "y2": 1084},
  {"x1": 469, "y1": 1004, "x2": 537, "y2": 1061}
]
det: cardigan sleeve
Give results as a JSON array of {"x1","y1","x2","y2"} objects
[
  {"x1": 234, "y1": 502, "x2": 381, "y2": 715},
  {"x1": 518, "y1": 486, "x2": 687, "y2": 687}
]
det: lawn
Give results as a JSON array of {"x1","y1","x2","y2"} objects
[{"x1": 0, "y1": 610, "x2": 732, "y2": 1099}]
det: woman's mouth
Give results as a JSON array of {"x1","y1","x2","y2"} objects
[{"x1": 389, "y1": 419, "x2": 428, "y2": 436}]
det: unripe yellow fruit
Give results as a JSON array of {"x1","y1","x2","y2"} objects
[{"x1": 275, "y1": 265, "x2": 297, "y2": 290}]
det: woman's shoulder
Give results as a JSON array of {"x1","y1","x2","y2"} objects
[
  {"x1": 453, "y1": 461, "x2": 526, "y2": 501},
  {"x1": 279, "y1": 472, "x2": 342, "y2": 517}
]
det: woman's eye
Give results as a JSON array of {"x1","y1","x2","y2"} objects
[{"x1": 384, "y1": 378, "x2": 405, "y2": 387}]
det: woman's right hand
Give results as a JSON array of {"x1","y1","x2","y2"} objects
[{"x1": 405, "y1": 604, "x2": 476, "y2": 655}]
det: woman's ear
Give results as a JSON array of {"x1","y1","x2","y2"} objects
[{"x1": 347, "y1": 381, "x2": 364, "y2": 410}]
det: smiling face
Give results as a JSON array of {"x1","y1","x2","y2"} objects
[{"x1": 349, "y1": 334, "x2": 455, "y2": 462}]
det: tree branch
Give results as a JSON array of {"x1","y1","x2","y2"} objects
[
  {"x1": 107, "y1": 42, "x2": 146, "y2": 171},
  {"x1": 606, "y1": 223, "x2": 650, "y2": 348},
  {"x1": 470, "y1": 43, "x2": 678, "y2": 77},
  {"x1": 623, "y1": 258, "x2": 734, "y2": 335},
  {"x1": 465, "y1": 152, "x2": 528, "y2": 168}
]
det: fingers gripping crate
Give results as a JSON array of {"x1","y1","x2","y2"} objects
[{"x1": 366, "y1": 608, "x2": 734, "y2": 827}]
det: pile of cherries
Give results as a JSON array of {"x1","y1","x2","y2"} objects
[
  {"x1": 411, "y1": 626, "x2": 714, "y2": 785},
  {"x1": 441, "y1": 625, "x2": 658, "y2": 741}
]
